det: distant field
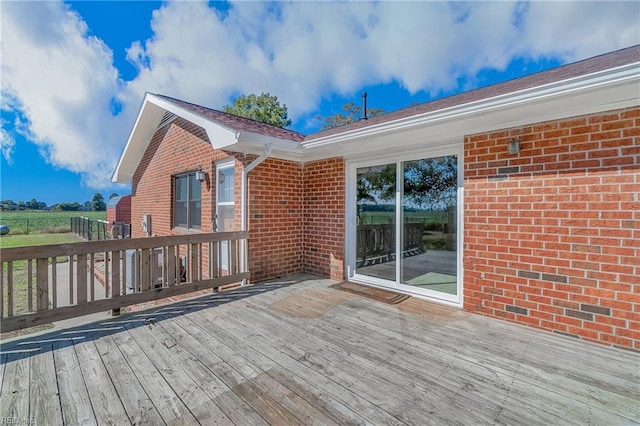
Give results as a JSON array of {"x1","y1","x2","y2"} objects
[
  {"x1": 0, "y1": 211, "x2": 106, "y2": 235},
  {"x1": 358, "y1": 210, "x2": 447, "y2": 225}
]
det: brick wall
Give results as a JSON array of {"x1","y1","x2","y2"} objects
[
  {"x1": 463, "y1": 107, "x2": 640, "y2": 350},
  {"x1": 131, "y1": 118, "x2": 239, "y2": 238},
  {"x1": 303, "y1": 158, "x2": 345, "y2": 281},
  {"x1": 247, "y1": 158, "x2": 304, "y2": 282},
  {"x1": 131, "y1": 119, "x2": 245, "y2": 276}
]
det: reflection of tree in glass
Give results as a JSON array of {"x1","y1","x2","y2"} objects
[
  {"x1": 357, "y1": 157, "x2": 456, "y2": 210},
  {"x1": 358, "y1": 164, "x2": 396, "y2": 204},
  {"x1": 403, "y1": 156, "x2": 457, "y2": 210}
]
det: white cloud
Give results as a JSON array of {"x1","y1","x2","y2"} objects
[
  {"x1": 1, "y1": 124, "x2": 15, "y2": 163},
  {"x1": 1, "y1": 0, "x2": 638, "y2": 188},
  {"x1": 1, "y1": 1, "x2": 130, "y2": 187},
  {"x1": 122, "y1": 0, "x2": 640, "y2": 116}
]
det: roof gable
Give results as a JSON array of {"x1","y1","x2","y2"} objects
[{"x1": 112, "y1": 93, "x2": 304, "y2": 183}]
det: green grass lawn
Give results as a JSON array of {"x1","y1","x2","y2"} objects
[
  {"x1": 0, "y1": 210, "x2": 106, "y2": 234},
  {"x1": 0, "y1": 232, "x2": 84, "y2": 248}
]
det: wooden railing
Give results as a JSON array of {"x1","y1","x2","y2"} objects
[{"x1": 0, "y1": 231, "x2": 249, "y2": 333}]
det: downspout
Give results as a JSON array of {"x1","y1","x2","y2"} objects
[{"x1": 241, "y1": 142, "x2": 272, "y2": 281}]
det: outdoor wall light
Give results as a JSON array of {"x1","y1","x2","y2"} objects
[
  {"x1": 195, "y1": 168, "x2": 207, "y2": 182},
  {"x1": 508, "y1": 138, "x2": 521, "y2": 155}
]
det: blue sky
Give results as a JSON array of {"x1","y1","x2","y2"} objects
[{"x1": 1, "y1": 1, "x2": 639, "y2": 206}]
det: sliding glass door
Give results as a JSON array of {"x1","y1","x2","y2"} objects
[{"x1": 352, "y1": 153, "x2": 460, "y2": 302}]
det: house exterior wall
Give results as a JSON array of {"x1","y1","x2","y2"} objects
[
  {"x1": 129, "y1": 107, "x2": 638, "y2": 350},
  {"x1": 247, "y1": 158, "x2": 304, "y2": 282},
  {"x1": 463, "y1": 107, "x2": 639, "y2": 350},
  {"x1": 133, "y1": 119, "x2": 219, "y2": 238},
  {"x1": 303, "y1": 158, "x2": 345, "y2": 281}
]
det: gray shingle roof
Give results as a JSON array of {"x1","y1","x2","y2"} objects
[{"x1": 155, "y1": 95, "x2": 305, "y2": 142}]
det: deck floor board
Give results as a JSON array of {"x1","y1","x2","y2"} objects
[{"x1": 1, "y1": 274, "x2": 638, "y2": 425}]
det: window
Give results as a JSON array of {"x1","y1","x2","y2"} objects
[
  {"x1": 174, "y1": 172, "x2": 201, "y2": 229},
  {"x1": 216, "y1": 163, "x2": 235, "y2": 232}
]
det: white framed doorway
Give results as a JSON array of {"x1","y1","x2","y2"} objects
[
  {"x1": 216, "y1": 160, "x2": 235, "y2": 271},
  {"x1": 345, "y1": 145, "x2": 463, "y2": 305}
]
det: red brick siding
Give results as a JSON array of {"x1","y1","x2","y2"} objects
[
  {"x1": 303, "y1": 158, "x2": 345, "y2": 281},
  {"x1": 463, "y1": 107, "x2": 640, "y2": 350},
  {"x1": 131, "y1": 119, "x2": 245, "y2": 276},
  {"x1": 247, "y1": 158, "x2": 304, "y2": 282}
]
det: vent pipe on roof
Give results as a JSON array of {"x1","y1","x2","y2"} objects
[{"x1": 361, "y1": 92, "x2": 368, "y2": 120}]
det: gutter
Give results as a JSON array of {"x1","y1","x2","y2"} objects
[{"x1": 240, "y1": 142, "x2": 273, "y2": 278}]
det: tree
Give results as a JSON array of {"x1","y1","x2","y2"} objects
[
  {"x1": 357, "y1": 156, "x2": 458, "y2": 210},
  {"x1": 109, "y1": 193, "x2": 119, "y2": 200},
  {"x1": 320, "y1": 102, "x2": 384, "y2": 130},
  {"x1": 222, "y1": 92, "x2": 292, "y2": 128},
  {"x1": 55, "y1": 202, "x2": 81, "y2": 211},
  {"x1": 91, "y1": 193, "x2": 106, "y2": 211}
]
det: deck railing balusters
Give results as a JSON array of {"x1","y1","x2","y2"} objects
[
  {"x1": 51, "y1": 260, "x2": 57, "y2": 309},
  {"x1": 90, "y1": 253, "x2": 96, "y2": 302},
  {"x1": 0, "y1": 232, "x2": 248, "y2": 332},
  {"x1": 6, "y1": 262, "x2": 13, "y2": 317},
  {"x1": 36, "y1": 258, "x2": 48, "y2": 311},
  {"x1": 27, "y1": 259, "x2": 33, "y2": 312},
  {"x1": 68, "y1": 256, "x2": 74, "y2": 305}
]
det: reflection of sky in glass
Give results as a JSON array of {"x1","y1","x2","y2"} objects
[{"x1": 218, "y1": 167, "x2": 234, "y2": 203}]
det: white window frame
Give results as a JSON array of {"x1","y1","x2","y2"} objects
[{"x1": 173, "y1": 171, "x2": 201, "y2": 230}]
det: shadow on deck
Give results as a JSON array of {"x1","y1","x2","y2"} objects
[{"x1": 1, "y1": 274, "x2": 638, "y2": 425}]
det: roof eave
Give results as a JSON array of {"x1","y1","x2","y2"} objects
[
  {"x1": 112, "y1": 94, "x2": 242, "y2": 183},
  {"x1": 302, "y1": 62, "x2": 640, "y2": 152}
]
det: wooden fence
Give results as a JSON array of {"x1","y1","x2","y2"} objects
[
  {"x1": 0, "y1": 231, "x2": 249, "y2": 333},
  {"x1": 70, "y1": 216, "x2": 110, "y2": 241}
]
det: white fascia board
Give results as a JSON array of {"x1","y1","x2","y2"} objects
[
  {"x1": 303, "y1": 75, "x2": 639, "y2": 162},
  {"x1": 112, "y1": 93, "x2": 163, "y2": 183},
  {"x1": 302, "y1": 62, "x2": 640, "y2": 151},
  {"x1": 149, "y1": 96, "x2": 304, "y2": 157},
  {"x1": 112, "y1": 94, "x2": 241, "y2": 183}
]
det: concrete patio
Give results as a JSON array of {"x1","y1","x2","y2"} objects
[{"x1": 1, "y1": 274, "x2": 638, "y2": 425}]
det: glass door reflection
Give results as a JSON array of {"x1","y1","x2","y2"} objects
[
  {"x1": 400, "y1": 156, "x2": 458, "y2": 296},
  {"x1": 355, "y1": 163, "x2": 396, "y2": 282}
]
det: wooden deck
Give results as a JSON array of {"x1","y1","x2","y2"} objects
[{"x1": 1, "y1": 274, "x2": 638, "y2": 425}]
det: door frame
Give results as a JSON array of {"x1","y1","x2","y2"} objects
[
  {"x1": 216, "y1": 159, "x2": 235, "y2": 271},
  {"x1": 345, "y1": 144, "x2": 464, "y2": 306}
]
